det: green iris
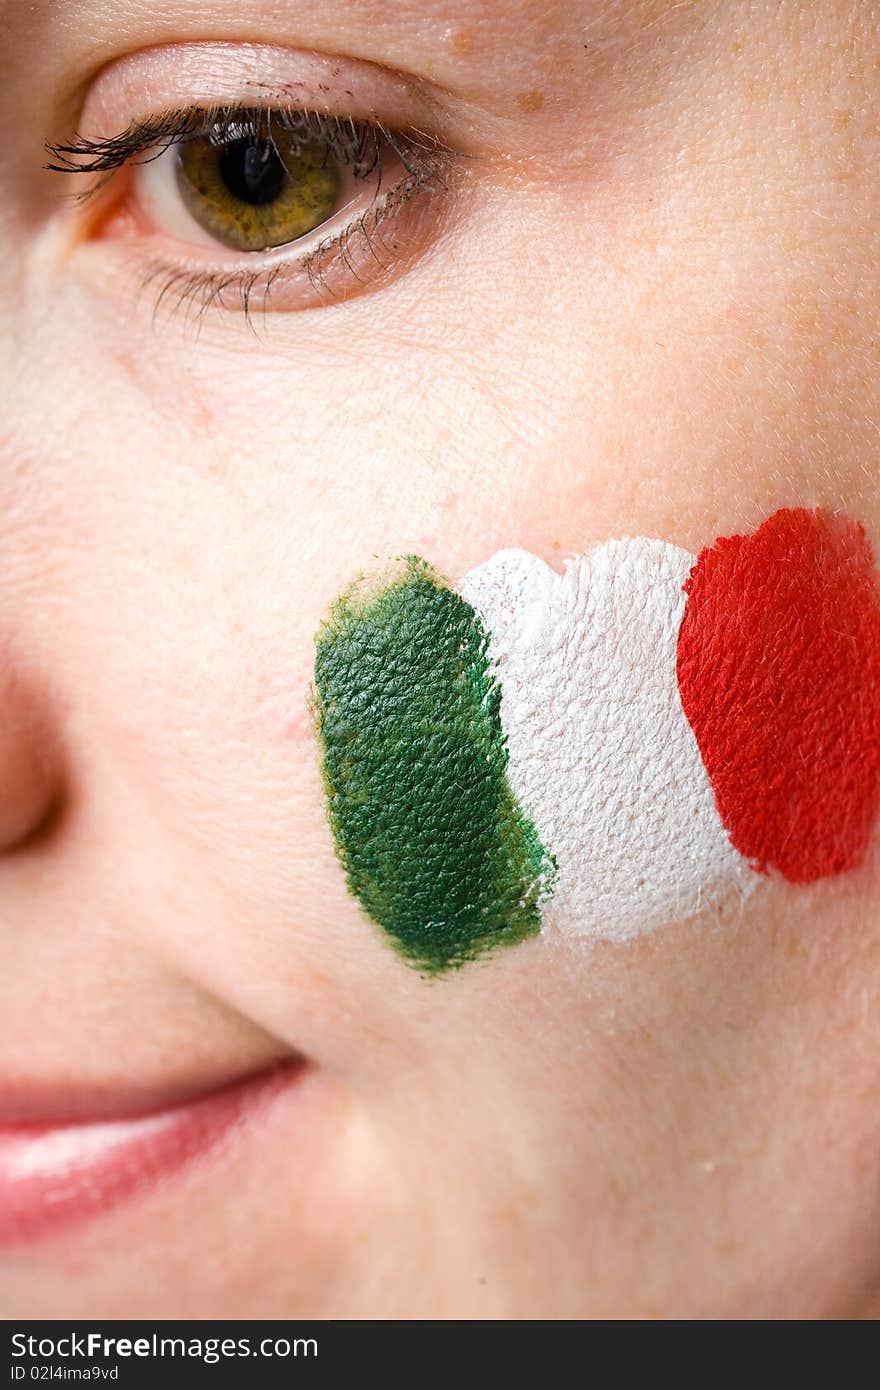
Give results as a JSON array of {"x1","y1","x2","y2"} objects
[{"x1": 176, "y1": 129, "x2": 340, "y2": 252}]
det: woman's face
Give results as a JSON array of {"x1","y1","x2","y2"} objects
[{"x1": 2, "y1": 0, "x2": 880, "y2": 1318}]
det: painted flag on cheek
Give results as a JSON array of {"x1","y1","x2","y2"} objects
[{"x1": 313, "y1": 509, "x2": 880, "y2": 973}]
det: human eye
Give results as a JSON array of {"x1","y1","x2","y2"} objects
[{"x1": 44, "y1": 55, "x2": 459, "y2": 326}]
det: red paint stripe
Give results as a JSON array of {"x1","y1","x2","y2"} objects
[{"x1": 676, "y1": 508, "x2": 880, "y2": 883}]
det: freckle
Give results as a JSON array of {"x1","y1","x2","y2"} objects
[
  {"x1": 451, "y1": 28, "x2": 473, "y2": 54},
  {"x1": 205, "y1": 456, "x2": 232, "y2": 481},
  {"x1": 833, "y1": 108, "x2": 854, "y2": 130},
  {"x1": 301, "y1": 964, "x2": 333, "y2": 990},
  {"x1": 551, "y1": 539, "x2": 561, "y2": 551},
  {"x1": 517, "y1": 89, "x2": 544, "y2": 114}
]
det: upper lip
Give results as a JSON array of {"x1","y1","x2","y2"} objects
[{"x1": 0, "y1": 1058, "x2": 297, "y2": 1127}]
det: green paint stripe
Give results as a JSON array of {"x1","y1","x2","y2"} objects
[{"x1": 312, "y1": 557, "x2": 555, "y2": 974}]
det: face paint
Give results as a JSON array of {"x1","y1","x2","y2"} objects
[
  {"x1": 459, "y1": 540, "x2": 755, "y2": 940},
  {"x1": 311, "y1": 558, "x2": 555, "y2": 974},
  {"x1": 314, "y1": 510, "x2": 880, "y2": 972},
  {"x1": 677, "y1": 508, "x2": 880, "y2": 881}
]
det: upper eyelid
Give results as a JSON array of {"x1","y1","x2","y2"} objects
[{"x1": 60, "y1": 39, "x2": 467, "y2": 159}]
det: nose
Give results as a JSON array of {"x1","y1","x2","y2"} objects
[{"x1": 0, "y1": 660, "x2": 62, "y2": 851}]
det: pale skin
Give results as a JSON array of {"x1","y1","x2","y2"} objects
[{"x1": 1, "y1": 0, "x2": 879, "y2": 1318}]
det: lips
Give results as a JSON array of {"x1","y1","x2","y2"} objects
[{"x1": 0, "y1": 1063, "x2": 298, "y2": 1245}]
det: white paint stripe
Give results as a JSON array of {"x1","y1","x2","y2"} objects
[{"x1": 459, "y1": 541, "x2": 754, "y2": 941}]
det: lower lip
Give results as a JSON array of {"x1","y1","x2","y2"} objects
[{"x1": 0, "y1": 1066, "x2": 297, "y2": 1245}]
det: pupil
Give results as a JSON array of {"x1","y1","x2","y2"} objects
[{"x1": 218, "y1": 139, "x2": 287, "y2": 207}]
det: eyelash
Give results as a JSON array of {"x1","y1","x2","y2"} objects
[{"x1": 44, "y1": 104, "x2": 455, "y2": 326}]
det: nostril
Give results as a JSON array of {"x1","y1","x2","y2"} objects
[{"x1": 0, "y1": 668, "x2": 64, "y2": 853}]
